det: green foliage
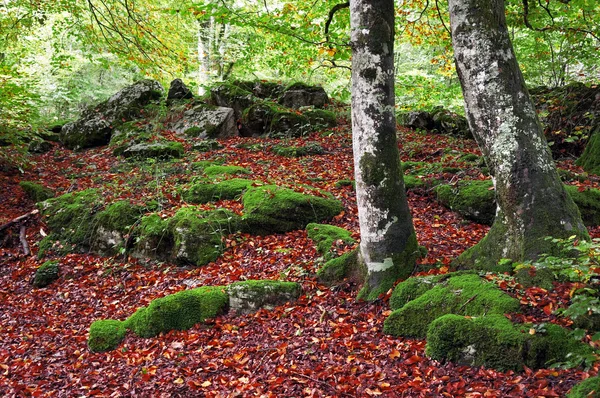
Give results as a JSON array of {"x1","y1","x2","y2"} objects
[
  {"x1": 124, "y1": 286, "x2": 228, "y2": 338},
  {"x1": 88, "y1": 320, "x2": 127, "y2": 353},
  {"x1": 19, "y1": 181, "x2": 54, "y2": 202},
  {"x1": 33, "y1": 260, "x2": 60, "y2": 288}
]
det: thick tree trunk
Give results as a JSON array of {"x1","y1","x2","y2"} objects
[
  {"x1": 350, "y1": 0, "x2": 419, "y2": 300},
  {"x1": 448, "y1": 0, "x2": 588, "y2": 270}
]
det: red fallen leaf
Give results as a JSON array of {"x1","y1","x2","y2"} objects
[
  {"x1": 405, "y1": 355, "x2": 423, "y2": 364},
  {"x1": 543, "y1": 303, "x2": 553, "y2": 315},
  {"x1": 389, "y1": 349, "x2": 401, "y2": 359}
]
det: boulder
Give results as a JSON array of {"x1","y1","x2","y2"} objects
[
  {"x1": 166, "y1": 78, "x2": 194, "y2": 104},
  {"x1": 210, "y1": 83, "x2": 255, "y2": 120},
  {"x1": 268, "y1": 111, "x2": 311, "y2": 137},
  {"x1": 183, "y1": 178, "x2": 257, "y2": 204},
  {"x1": 60, "y1": 80, "x2": 164, "y2": 150},
  {"x1": 33, "y1": 260, "x2": 60, "y2": 288},
  {"x1": 232, "y1": 80, "x2": 285, "y2": 99},
  {"x1": 278, "y1": 83, "x2": 329, "y2": 109},
  {"x1": 122, "y1": 141, "x2": 184, "y2": 160},
  {"x1": 92, "y1": 201, "x2": 144, "y2": 256},
  {"x1": 406, "y1": 111, "x2": 435, "y2": 130},
  {"x1": 227, "y1": 280, "x2": 301, "y2": 314},
  {"x1": 405, "y1": 107, "x2": 471, "y2": 138},
  {"x1": 168, "y1": 103, "x2": 237, "y2": 139},
  {"x1": 19, "y1": 181, "x2": 54, "y2": 202},
  {"x1": 28, "y1": 139, "x2": 53, "y2": 154},
  {"x1": 241, "y1": 103, "x2": 273, "y2": 136}
]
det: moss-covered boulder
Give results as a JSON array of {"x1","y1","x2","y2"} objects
[
  {"x1": 316, "y1": 249, "x2": 365, "y2": 285},
  {"x1": 435, "y1": 180, "x2": 496, "y2": 225},
  {"x1": 108, "y1": 120, "x2": 154, "y2": 156},
  {"x1": 568, "y1": 376, "x2": 600, "y2": 398},
  {"x1": 241, "y1": 102, "x2": 276, "y2": 136},
  {"x1": 278, "y1": 83, "x2": 329, "y2": 109},
  {"x1": 38, "y1": 189, "x2": 101, "y2": 256},
  {"x1": 564, "y1": 185, "x2": 600, "y2": 226},
  {"x1": 210, "y1": 83, "x2": 255, "y2": 120},
  {"x1": 125, "y1": 286, "x2": 228, "y2": 337},
  {"x1": 92, "y1": 200, "x2": 144, "y2": 255},
  {"x1": 88, "y1": 320, "x2": 127, "y2": 353},
  {"x1": 227, "y1": 280, "x2": 301, "y2": 314},
  {"x1": 192, "y1": 140, "x2": 224, "y2": 152},
  {"x1": 132, "y1": 208, "x2": 240, "y2": 266},
  {"x1": 168, "y1": 103, "x2": 238, "y2": 139},
  {"x1": 576, "y1": 129, "x2": 600, "y2": 175},
  {"x1": 241, "y1": 185, "x2": 343, "y2": 235},
  {"x1": 272, "y1": 142, "x2": 325, "y2": 157},
  {"x1": 383, "y1": 273, "x2": 520, "y2": 338},
  {"x1": 426, "y1": 314, "x2": 593, "y2": 371},
  {"x1": 514, "y1": 265, "x2": 555, "y2": 290},
  {"x1": 268, "y1": 111, "x2": 311, "y2": 137},
  {"x1": 33, "y1": 260, "x2": 60, "y2": 288},
  {"x1": 203, "y1": 165, "x2": 251, "y2": 178},
  {"x1": 304, "y1": 109, "x2": 337, "y2": 129},
  {"x1": 122, "y1": 141, "x2": 184, "y2": 160},
  {"x1": 19, "y1": 181, "x2": 54, "y2": 202},
  {"x1": 183, "y1": 178, "x2": 257, "y2": 204},
  {"x1": 306, "y1": 223, "x2": 355, "y2": 260},
  {"x1": 28, "y1": 139, "x2": 53, "y2": 154}
]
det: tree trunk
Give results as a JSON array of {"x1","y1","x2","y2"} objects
[
  {"x1": 448, "y1": 0, "x2": 588, "y2": 270},
  {"x1": 350, "y1": 0, "x2": 419, "y2": 300}
]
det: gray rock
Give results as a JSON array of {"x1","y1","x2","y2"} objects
[
  {"x1": 122, "y1": 141, "x2": 184, "y2": 160},
  {"x1": 279, "y1": 83, "x2": 329, "y2": 109},
  {"x1": 227, "y1": 280, "x2": 302, "y2": 314},
  {"x1": 168, "y1": 104, "x2": 237, "y2": 139},
  {"x1": 210, "y1": 83, "x2": 255, "y2": 120},
  {"x1": 60, "y1": 80, "x2": 164, "y2": 150},
  {"x1": 167, "y1": 78, "x2": 194, "y2": 104}
]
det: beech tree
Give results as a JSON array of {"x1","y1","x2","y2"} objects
[
  {"x1": 349, "y1": 0, "x2": 419, "y2": 300},
  {"x1": 448, "y1": 0, "x2": 589, "y2": 270}
]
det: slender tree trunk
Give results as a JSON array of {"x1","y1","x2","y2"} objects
[
  {"x1": 350, "y1": 0, "x2": 419, "y2": 300},
  {"x1": 448, "y1": 0, "x2": 588, "y2": 270}
]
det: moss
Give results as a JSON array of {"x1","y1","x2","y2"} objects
[
  {"x1": 38, "y1": 189, "x2": 101, "y2": 253},
  {"x1": 227, "y1": 280, "x2": 302, "y2": 314},
  {"x1": 122, "y1": 141, "x2": 184, "y2": 160},
  {"x1": 95, "y1": 200, "x2": 143, "y2": 233},
  {"x1": 203, "y1": 165, "x2": 251, "y2": 178},
  {"x1": 357, "y1": 231, "x2": 420, "y2": 302},
  {"x1": 191, "y1": 160, "x2": 222, "y2": 171},
  {"x1": 241, "y1": 185, "x2": 343, "y2": 235},
  {"x1": 383, "y1": 273, "x2": 520, "y2": 338},
  {"x1": 183, "y1": 179, "x2": 256, "y2": 204},
  {"x1": 33, "y1": 260, "x2": 60, "y2": 288},
  {"x1": 272, "y1": 142, "x2": 325, "y2": 157},
  {"x1": 568, "y1": 376, "x2": 600, "y2": 398},
  {"x1": 564, "y1": 185, "x2": 600, "y2": 226},
  {"x1": 576, "y1": 129, "x2": 600, "y2": 175},
  {"x1": 306, "y1": 223, "x2": 355, "y2": 259},
  {"x1": 268, "y1": 111, "x2": 311, "y2": 137},
  {"x1": 360, "y1": 152, "x2": 386, "y2": 186},
  {"x1": 124, "y1": 286, "x2": 228, "y2": 338},
  {"x1": 88, "y1": 320, "x2": 127, "y2": 353},
  {"x1": 303, "y1": 109, "x2": 337, "y2": 128},
  {"x1": 426, "y1": 314, "x2": 594, "y2": 372},
  {"x1": 403, "y1": 175, "x2": 426, "y2": 190},
  {"x1": 514, "y1": 265, "x2": 555, "y2": 290},
  {"x1": 317, "y1": 249, "x2": 364, "y2": 285},
  {"x1": 334, "y1": 179, "x2": 355, "y2": 188},
  {"x1": 389, "y1": 273, "x2": 457, "y2": 310},
  {"x1": 192, "y1": 140, "x2": 224, "y2": 152},
  {"x1": 458, "y1": 153, "x2": 481, "y2": 163},
  {"x1": 435, "y1": 180, "x2": 496, "y2": 225},
  {"x1": 133, "y1": 213, "x2": 172, "y2": 261},
  {"x1": 19, "y1": 181, "x2": 54, "y2": 202}
]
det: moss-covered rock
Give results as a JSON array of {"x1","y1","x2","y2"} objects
[
  {"x1": 88, "y1": 319, "x2": 127, "y2": 353},
  {"x1": 38, "y1": 189, "x2": 101, "y2": 256},
  {"x1": 577, "y1": 129, "x2": 600, "y2": 175},
  {"x1": 514, "y1": 265, "x2": 555, "y2": 290},
  {"x1": 210, "y1": 83, "x2": 255, "y2": 120},
  {"x1": 426, "y1": 314, "x2": 593, "y2": 371},
  {"x1": 568, "y1": 376, "x2": 600, "y2": 398},
  {"x1": 383, "y1": 273, "x2": 520, "y2": 338},
  {"x1": 268, "y1": 111, "x2": 311, "y2": 137},
  {"x1": 316, "y1": 249, "x2": 365, "y2": 285},
  {"x1": 278, "y1": 83, "x2": 329, "y2": 109},
  {"x1": 33, "y1": 260, "x2": 60, "y2": 288},
  {"x1": 19, "y1": 181, "x2": 54, "y2": 202},
  {"x1": 132, "y1": 213, "x2": 172, "y2": 262},
  {"x1": 183, "y1": 179, "x2": 256, "y2": 204},
  {"x1": 403, "y1": 175, "x2": 427, "y2": 190},
  {"x1": 272, "y1": 142, "x2": 325, "y2": 157},
  {"x1": 192, "y1": 140, "x2": 224, "y2": 152},
  {"x1": 389, "y1": 273, "x2": 460, "y2": 310},
  {"x1": 564, "y1": 185, "x2": 600, "y2": 226},
  {"x1": 109, "y1": 120, "x2": 153, "y2": 156},
  {"x1": 306, "y1": 223, "x2": 355, "y2": 259},
  {"x1": 227, "y1": 280, "x2": 301, "y2": 314},
  {"x1": 125, "y1": 286, "x2": 228, "y2": 337},
  {"x1": 241, "y1": 185, "x2": 343, "y2": 235},
  {"x1": 303, "y1": 109, "x2": 337, "y2": 129},
  {"x1": 92, "y1": 201, "x2": 144, "y2": 255},
  {"x1": 435, "y1": 180, "x2": 496, "y2": 225},
  {"x1": 203, "y1": 165, "x2": 251, "y2": 178},
  {"x1": 122, "y1": 141, "x2": 184, "y2": 160}
]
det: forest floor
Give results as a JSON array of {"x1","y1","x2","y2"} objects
[{"x1": 1, "y1": 115, "x2": 599, "y2": 397}]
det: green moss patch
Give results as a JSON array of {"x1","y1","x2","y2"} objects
[
  {"x1": 88, "y1": 320, "x2": 127, "y2": 353},
  {"x1": 306, "y1": 223, "x2": 355, "y2": 259},
  {"x1": 192, "y1": 140, "x2": 224, "y2": 152},
  {"x1": 203, "y1": 165, "x2": 251, "y2": 178},
  {"x1": 125, "y1": 286, "x2": 228, "y2": 338},
  {"x1": 568, "y1": 376, "x2": 600, "y2": 398},
  {"x1": 227, "y1": 280, "x2": 301, "y2": 314},
  {"x1": 316, "y1": 249, "x2": 365, "y2": 285},
  {"x1": 303, "y1": 109, "x2": 337, "y2": 128},
  {"x1": 383, "y1": 273, "x2": 520, "y2": 338},
  {"x1": 19, "y1": 181, "x2": 54, "y2": 202},
  {"x1": 514, "y1": 265, "x2": 555, "y2": 290},
  {"x1": 241, "y1": 185, "x2": 343, "y2": 235},
  {"x1": 272, "y1": 142, "x2": 325, "y2": 157},
  {"x1": 435, "y1": 180, "x2": 496, "y2": 225},
  {"x1": 183, "y1": 179, "x2": 257, "y2": 204},
  {"x1": 426, "y1": 314, "x2": 593, "y2": 371},
  {"x1": 576, "y1": 128, "x2": 600, "y2": 175},
  {"x1": 564, "y1": 185, "x2": 600, "y2": 226},
  {"x1": 33, "y1": 260, "x2": 60, "y2": 288},
  {"x1": 122, "y1": 141, "x2": 184, "y2": 160}
]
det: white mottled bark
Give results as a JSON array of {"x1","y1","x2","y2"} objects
[
  {"x1": 449, "y1": 0, "x2": 588, "y2": 269},
  {"x1": 350, "y1": 0, "x2": 418, "y2": 300}
]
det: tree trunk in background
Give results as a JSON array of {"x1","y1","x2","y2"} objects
[
  {"x1": 448, "y1": 0, "x2": 588, "y2": 270},
  {"x1": 350, "y1": 0, "x2": 419, "y2": 300}
]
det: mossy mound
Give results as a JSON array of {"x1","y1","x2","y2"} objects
[
  {"x1": 33, "y1": 260, "x2": 60, "y2": 288},
  {"x1": 435, "y1": 180, "x2": 496, "y2": 225},
  {"x1": 203, "y1": 165, "x2": 251, "y2": 178},
  {"x1": 306, "y1": 223, "x2": 355, "y2": 260},
  {"x1": 383, "y1": 273, "x2": 520, "y2": 338},
  {"x1": 426, "y1": 314, "x2": 593, "y2": 371},
  {"x1": 568, "y1": 376, "x2": 600, "y2": 398},
  {"x1": 88, "y1": 320, "x2": 127, "y2": 353},
  {"x1": 576, "y1": 130, "x2": 600, "y2": 175},
  {"x1": 564, "y1": 185, "x2": 600, "y2": 226},
  {"x1": 192, "y1": 140, "x2": 224, "y2": 152},
  {"x1": 183, "y1": 179, "x2": 257, "y2": 204},
  {"x1": 403, "y1": 175, "x2": 427, "y2": 190},
  {"x1": 514, "y1": 265, "x2": 555, "y2": 290},
  {"x1": 125, "y1": 286, "x2": 228, "y2": 338},
  {"x1": 241, "y1": 185, "x2": 343, "y2": 235},
  {"x1": 92, "y1": 200, "x2": 144, "y2": 255},
  {"x1": 272, "y1": 142, "x2": 325, "y2": 157},
  {"x1": 19, "y1": 181, "x2": 54, "y2": 202},
  {"x1": 38, "y1": 189, "x2": 101, "y2": 256},
  {"x1": 132, "y1": 208, "x2": 239, "y2": 266},
  {"x1": 227, "y1": 280, "x2": 302, "y2": 314},
  {"x1": 316, "y1": 249, "x2": 364, "y2": 285},
  {"x1": 303, "y1": 109, "x2": 337, "y2": 129},
  {"x1": 108, "y1": 121, "x2": 154, "y2": 156},
  {"x1": 122, "y1": 141, "x2": 184, "y2": 160},
  {"x1": 268, "y1": 111, "x2": 311, "y2": 137}
]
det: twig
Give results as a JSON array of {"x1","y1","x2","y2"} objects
[
  {"x1": 459, "y1": 294, "x2": 478, "y2": 311},
  {"x1": 0, "y1": 209, "x2": 39, "y2": 233},
  {"x1": 19, "y1": 224, "x2": 30, "y2": 256}
]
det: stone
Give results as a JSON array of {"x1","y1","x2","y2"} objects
[
  {"x1": 168, "y1": 103, "x2": 237, "y2": 139},
  {"x1": 227, "y1": 280, "x2": 301, "y2": 314},
  {"x1": 166, "y1": 78, "x2": 194, "y2": 104},
  {"x1": 278, "y1": 83, "x2": 329, "y2": 109},
  {"x1": 210, "y1": 83, "x2": 255, "y2": 120},
  {"x1": 122, "y1": 141, "x2": 184, "y2": 160}
]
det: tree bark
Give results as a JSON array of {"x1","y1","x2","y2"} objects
[
  {"x1": 448, "y1": 0, "x2": 588, "y2": 270},
  {"x1": 350, "y1": 0, "x2": 419, "y2": 300}
]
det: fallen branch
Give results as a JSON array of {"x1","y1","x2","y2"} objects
[
  {"x1": 19, "y1": 224, "x2": 30, "y2": 256},
  {"x1": 0, "y1": 209, "x2": 39, "y2": 233}
]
